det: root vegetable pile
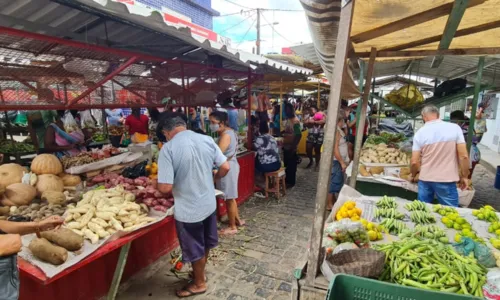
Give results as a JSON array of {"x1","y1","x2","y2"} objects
[
  {"x1": 8, "y1": 202, "x2": 67, "y2": 221},
  {"x1": 360, "y1": 143, "x2": 409, "y2": 165},
  {"x1": 88, "y1": 174, "x2": 174, "y2": 212},
  {"x1": 374, "y1": 238, "x2": 486, "y2": 297},
  {"x1": 64, "y1": 186, "x2": 156, "y2": 243}
]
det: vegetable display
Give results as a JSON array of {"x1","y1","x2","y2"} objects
[
  {"x1": 2, "y1": 183, "x2": 36, "y2": 206},
  {"x1": 64, "y1": 186, "x2": 156, "y2": 243},
  {"x1": 92, "y1": 133, "x2": 107, "y2": 142},
  {"x1": 0, "y1": 140, "x2": 35, "y2": 154},
  {"x1": 61, "y1": 153, "x2": 97, "y2": 169},
  {"x1": 36, "y1": 174, "x2": 64, "y2": 196},
  {"x1": 472, "y1": 205, "x2": 498, "y2": 222},
  {"x1": 375, "y1": 208, "x2": 404, "y2": 220},
  {"x1": 380, "y1": 218, "x2": 408, "y2": 234},
  {"x1": 359, "y1": 219, "x2": 384, "y2": 241},
  {"x1": 409, "y1": 211, "x2": 436, "y2": 224},
  {"x1": 376, "y1": 196, "x2": 397, "y2": 209},
  {"x1": 360, "y1": 143, "x2": 409, "y2": 165},
  {"x1": 0, "y1": 163, "x2": 27, "y2": 187},
  {"x1": 335, "y1": 201, "x2": 362, "y2": 221},
  {"x1": 31, "y1": 154, "x2": 63, "y2": 175},
  {"x1": 40, "y1": 228, "x2": 84, "y2": 251},
  {"x1": 29, "y1": 238, "x2": 68, "y2": 265},
  {"x1": 404, "y1": 200, "x2": 429, "y2": 212},
  {"x1": 374, "y1": 238, "x2": 486, "y2": 297},
  {"x1": 399, "y1": 225, "x2": 449, "y2": 243},
  {"x1": 9, "y1": 202, "x2": 67, "y2": 222}
]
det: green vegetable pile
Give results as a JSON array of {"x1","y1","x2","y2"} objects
[
  {"x1": 399, "y1": 225, "x2": 449, "y2": 244},
  {"x1": 405, "y1": 200, "x2": 429, "y2": 212},
  {"x1": 365, "y1": 132, "x2": 406, "y2": 146},
  {"x1": 374, "y1": 238, "x2": 486, "y2": 297},
  {"x1": 376, "y1": 196, "x2": 397, "y2": 209},
  {"x1": 380, "y1": 218, "x2": 408, "y2": 234},
  {"x1": 410, "y1": 211, "x2": 436, "y2": 224},
  {"x1": 92, "y1": 133, "x2": 107, "y2": 142},
  {"x1": 0, "y1": 140, "x2": 35, "y2": 154},
  {"x1": 375, "y1": 208, "x2": 404, "y2": 220}
]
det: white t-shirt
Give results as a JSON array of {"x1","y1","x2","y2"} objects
[{"x1": 412, "y1": 120, "x2": 465, "y2": 182}]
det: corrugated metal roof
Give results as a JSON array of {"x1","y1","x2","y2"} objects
[{"x1": 0, "y1": 0, "x2": 312, "y2": 76}]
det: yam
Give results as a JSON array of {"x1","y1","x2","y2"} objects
[
  {"x1": 359, "y1": 165, "x2": 371, "y2": 177},
  {"x1": 370, "y1": 166, "x2": 385, "y2": 175},
  {"x1": 29, "y1": 238, "x2": 68, "y2": 265},
  {"x1": 40, "y1": 228, "x2": 84, "y2": 251}
]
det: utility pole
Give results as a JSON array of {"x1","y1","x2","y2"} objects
[{"x1": 256, "y1": 8, "x2": 261, "y2": 55}]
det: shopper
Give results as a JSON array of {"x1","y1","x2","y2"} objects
[
  {"x1": 209, "y1": 111, "x2": 243, "y2": 235},
  {"x1": 105, "y1": 108, "x2": 124, "y2": 126},
  {"x1": 450, "y1": 110, "x2": 481, "y2": 179},
  {"x1": 125, "y1": 108, "x2": 149, "y2": 136},
  {"x1": 282, "y1": 102, "x2": 302, "y2": 188},
  {"x1": 188, "y1": 108, "x2": 204, "y2": 132},
  {"x1": 475, "y1": 103, "x2": 488, "y2": 143},
  {"x1": 327, "y1": 110, "x2": 349, "y2": 210},
  {"x1": 157, "y1": 113, "x2": 229, "y2": 297},
  {"x1": 0, "y1": 216, "x2": 64, "y2": 300},
  {"x1": 411, "y1": 105, "x2": 470, "y2": 207},
  {"x1": 254, "y1": 122, "x2": 281, "y2": 175},
  {"x1": 304, "y1": 105, "x2": 326, "y2": 171}
]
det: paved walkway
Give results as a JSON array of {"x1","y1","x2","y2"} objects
[{"x1": 117, "y1": 161, "x2": 500, "y2": 300}]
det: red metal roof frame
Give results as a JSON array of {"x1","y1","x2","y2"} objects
[{"x1": 0, "y1": 26, "x2": 258, "y2": 111}]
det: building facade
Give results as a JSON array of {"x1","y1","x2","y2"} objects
[{"x1": 136, "y1": 0, "x2": 219, "y2": 30}]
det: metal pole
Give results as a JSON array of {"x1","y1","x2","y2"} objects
[
  {"x1": 355, "y1": 60, "x2": 365, "y2": 130},
  {"x1": 467, "y1": 56, "x2": 485, "y2": 151},
  {"x1": 279, "y1": 78, "x2": 283, "y2": 129},
  {"x1": 247, "y1": 68, "x2": 253, "y2": 150},
  {"x1": 305, "y1": 0, "x2": 355, "y2": 286},
  {"x1": 349, "y1": 48, "x2": 377, "y2": 187},
  {"x1": 317, "y1": 80, "x2": 320, "y2": 108},
  {"x1": 256, "y1": 8, "x2": 261, "y2": 55}
]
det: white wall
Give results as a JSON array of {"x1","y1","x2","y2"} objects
[{"x1": 480, "y1": 94, "x2": 500, "y2": 153}]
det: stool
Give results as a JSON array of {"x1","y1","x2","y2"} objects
[{"x1": 264, "y1": 168, "x2": 286, "y2": 199}]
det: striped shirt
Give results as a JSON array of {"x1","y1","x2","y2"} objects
[{"x1": 412, "y1": 120, "x2": 465, "y2": 182}]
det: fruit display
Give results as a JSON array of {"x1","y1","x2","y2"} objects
[
  {"x1": 359, "y1": 219, "x2": 384, "y2": 241},
  {"x1": 404, "y1": 200, "x2": 429, "y2": 212},
  {"x1": 323, "y1": 220, "x2": 370, "y2": 248},
  {"x1": 456, "y1": 229, "x2": 484, "y2": 244},
  {"x1": 92, "y1": 132, "x2": 107, "y2": 142},
  {"x1": 335, "y1": 200, "x2": 362, "y2": 221},
  {"x1": 108, "y1": 126, "x2": 124, "y2": 136},
  {"x1": 376, "y1": 196, "x2": 397, "y2": 209},
  {"x1": 380, "y1": 218, "x2": 408, "y2": 234},
  {"x1": 375, "y1": 208, "x2": 404, "y2": 220},
  {"x1": 488, "y1": 221, "x2": 500, "y2": 236},
  {"x1": 374, "y1": 238, "x2": 486, "y2": 297},
  {"x1": 494, "y1": 251, "x2": 500, "y2": 267},
  {"x1": 398, "y1": 225, "x2": 448, "y2": 243},
  {"x1": 440, "y1": 212, "x2": 471, "y2": 230},
  {"x1": 433, "y1": 204, "x2": 457, "y2": 216},
  {"x1": 360, "y1": 143, "x2": 410, "y2": 165},
  {"x1": 384, "y1": 84, "x2": 424, "y2": 110},
  {"x1": 146, "y1": 162, "x2": 158, "y2": 180},
  {"x1": 409, "y1": 211, "x2": 435, "y2": 224},
  {"x1": 472, "y1": 205, "x2": 498, "y2": 222}
]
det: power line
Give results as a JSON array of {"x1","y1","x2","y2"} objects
[
  {"x1": 218, "y1": 12, "x2": 255, "y2": 34},
  {"x1": 215, "y1": 9, "x2": 256, "y2": 17},
  {"x1": 260, "y1": 13, "x2": 295, "y2": 45},
  {"x1": 235, "y1": 18, "x2": 257, "y2": 49}
]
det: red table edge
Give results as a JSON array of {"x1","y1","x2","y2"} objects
[{"x1": 19, "y1": 216, "x2": 175, "y2": 286}]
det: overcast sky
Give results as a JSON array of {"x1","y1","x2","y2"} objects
[{"x1": 211, "y1": 0, "x2": 312, "y2": 54}]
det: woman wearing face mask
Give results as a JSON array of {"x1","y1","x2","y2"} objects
[{"x1": 209, "y1": 111, "x2": 243, "y2": 235}]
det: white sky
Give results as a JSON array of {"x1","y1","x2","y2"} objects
[{"x1": 211, "y1": 0, "x2": 312, "y2": 54}]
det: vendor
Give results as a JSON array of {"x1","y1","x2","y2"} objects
[
  {"x1": 125, "y1": 108, "x2": 149, "y2": 136},
  {"x1": 44, "y1": 110, "x2": 85, "y2": 158},
  {"x1": 209, "y1": 111, "x2": 243, "y2": 235},
  {"x1": 0, "y1": 216, "x2": 64, "y2": 300},
  {"x1": 411, "y1": 105, "x2": 470, "y2": 207},
  {"x1": 26, "y1": 110, "x2": 58, "y2": 150},
  {"x1": 282, "y1": 102, "x2": 302, "y2": 188}
]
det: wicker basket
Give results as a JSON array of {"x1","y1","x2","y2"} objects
[{"x1": 327, "y1": 248, "x2": 385, "y2": 278}]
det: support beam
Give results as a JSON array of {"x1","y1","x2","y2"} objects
[
  {"x1": 383, "y1": 19, "x2": 500, "y2": 52},
  {"x1": 349, "y1": 48, "x2": 377, "y2": 187},
  {"x1": 306, "y1": 0, "x2": 355, "y2": 286},
  {"x1": 431, "y1": 0, "x2": 471, "y2": 68},
  {"x1": 356, "y1": 47, "x2": 500, "y2": 58},
  {"x1": 350, "y1": 0, "x2": 485, "y2": 44},
  {"x1": 67, "y1": 56, "x2": 138, "y2": 106},
  {"x1": 467, "y1": 57, "x2": 485, "y2": 151},
  {"x1": 448, "y1": 58, "x2": 500, "y2": 79},
  {"x1": 404, "y1": 60, "x2": 415, "y2": 74},
  {"x1": 355, "y1": 60, "x2": 365, "y2": 131}
]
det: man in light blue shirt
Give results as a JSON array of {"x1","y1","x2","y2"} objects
[{"x1": 156, "y1": 113, "x2": 229, "y2": 297}]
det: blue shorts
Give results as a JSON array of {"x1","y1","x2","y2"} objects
[
  {"x1": 175, "y1": 211, "x2": 218, "y2": 263},
  {"x1": 329, "y1": 161, "x2": 344, "y2": 194},
  {"x1": 418, "y1": 181, "x2": 458, "y2": 207}
]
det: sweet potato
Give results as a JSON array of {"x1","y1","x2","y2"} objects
[
  {"x1": 29, "y1": 238, "x2": 68, "y2": 265},
  {"x1": 40, "y1": 228, "x2": 84, "y2": 251},
  {"x1": 359, "y1": 165, "x2": 371, "y2": 177}
]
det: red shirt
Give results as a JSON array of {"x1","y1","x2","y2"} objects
[{"x1": 125, "y1": 114, "x2": 149, "y2": 135}]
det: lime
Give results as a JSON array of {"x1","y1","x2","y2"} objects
[
  {"x1": 453, "y1": 223, "x2": 461, "y2": 230},
  {"x1": 454, "y1": 233, "x2": 462, "y2": 243},
  {"x1": 456, "y1": 218, "x2": 466, "y2": 225},
  {"x1": 478, "y1": 213, "x2": 485, "y2": 220},
  {"x1": 441, "y1": 217, "x2": 450, "y2": 224}
]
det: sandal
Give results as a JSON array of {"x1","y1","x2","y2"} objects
[
  {"x1": 254, "y1": 192, "x2": 265, "y2": 198},
  {"x1": 237, "y1": 220, "x2": 246, "y2": 227},
  {"x1": 176, "y1": 285, "x2": 206, "y2": 298},
  {"x1": 219, "y1": 228, "x2": 238, "y2": 235}
]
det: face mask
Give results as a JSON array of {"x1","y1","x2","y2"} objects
[{"x1": 210, "y1": 124, "x2": 220, "y2": 132}]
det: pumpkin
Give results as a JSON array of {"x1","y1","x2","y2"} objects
[
  {"x1": 0, "y1": 163, "x2": 27, "y2": 187},
  {"x1": 36, "y1": 174, "x2": 64, "y2": 195},
  {"x1": 58, "y1": 173, "x2": 82, "y2": 187},
  {"x1": 41, "y1": 191, "x2": 66, "y2": 205},
  {"x1": 3, "y1": 183, "x2": 36, "y2": 206},
  {"x1": 31, "y1": 154, "x2": 63, "y2": 175}
]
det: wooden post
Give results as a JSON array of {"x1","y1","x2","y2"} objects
[
  {"x1": 305, "y1": 0, "x2": 355, "y2": 286},
  {"x1": 247, "y1": 68, "x2": 252, "y2": 150},
  {"x1": 349, "y1": 48, "x2": 378, "y2": 188},
  {"x1": 355, "y1": 60, "x2": 365, "y2": 130},
  {"x1": 317, "y1": 80, "x2": 320, "y2": 108},
  {"x1": 279, "y1": 78, "x2": 283, "y2": 129},
  {"x1": 106, "y1": 242, "x2": 131, "y2": 300},
  {"x1": 467, "y1": 56, "x2": 485, "y2": 151}
]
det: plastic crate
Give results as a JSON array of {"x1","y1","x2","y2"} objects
[{"x1": 326, "y1": 274, "x2": 481, "y2": 300}]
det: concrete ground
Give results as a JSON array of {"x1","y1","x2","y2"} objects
[{"x1": 116, "y1": 161, "x2": 500, "y2": 300}]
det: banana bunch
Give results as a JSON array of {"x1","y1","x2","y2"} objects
[
  {"x1": 376, "y1": 196, "x2": 397, "y2": 209},
  {"x1": 410, "y1": 211, "x2": 436, "y2": 224},
  {"x1": 404, "y1": 200, "x2": 429, "y2": 212},
  {"x1": 375, "y1": 208, "x2": 404, "y2": 220},
  {"x1": 380, "y1": 218, "x2": 408, "y2": 234}
]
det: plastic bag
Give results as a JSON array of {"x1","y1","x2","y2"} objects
[
  {"x1": 323, "y1": 219, "x2": 370, "y2": 248},
  {"x1": 121, "y1": 160, "x2": 148, "y2": 179},
  {"x1": 453, "y1": 237, "x2": 496, "y2": 268},
  {"x1": 80, "y1": 110, "x2": 96, "y2": 129},
  {"x1": 62, "y1": 111, "x2": 82, "y2": 134}
]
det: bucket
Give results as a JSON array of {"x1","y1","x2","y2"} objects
[{"x1": 495, "y1": 166, "x2": 500, "y2": 190}]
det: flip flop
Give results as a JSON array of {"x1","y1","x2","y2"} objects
[
  {"x1": 176, "y1": 286, "x2": 206, "y2": 298},
  {"x1": 219, "y1": 228, "x2": 238, "y2": 235},
  {"x1": 254, "y1": 192, "x2": 265, "y2": 198},
  {"x1": 237, "y1": 220, "x2": 246, "y2": 227}
]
